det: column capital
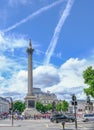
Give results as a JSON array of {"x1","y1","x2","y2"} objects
[{"x1": 27, "y1": 39, "x2": 34, "y2": 54}]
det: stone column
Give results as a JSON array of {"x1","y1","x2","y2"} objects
[
  {"x1": 24, "y1": 40, "x2": 38, "y2": 116},
  {"x1": 26, "y1": 40, "x2": 34, "y2": 96}
]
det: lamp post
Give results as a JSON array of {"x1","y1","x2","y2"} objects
[{"x1": 6, "y1": 97, "x2": 13, "y2": 126}]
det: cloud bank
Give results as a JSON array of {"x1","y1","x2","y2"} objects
[{"x1": 0, "y1": 34, "x2": 92, "y2": 101}]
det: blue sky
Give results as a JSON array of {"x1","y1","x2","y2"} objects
[{"x1": 0, "y1": 0, "x2": 94, "y2": 101}]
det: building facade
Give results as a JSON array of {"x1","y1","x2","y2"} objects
[
  {"x1": 68, "y1": 99, "x2": 94, "y2": 116},
  {"x1": 33, "y1": 88, "x2": 58, "y2": 105},
  {"x1": 0, "y1": 97, "x2": 9, "y2": 114}
]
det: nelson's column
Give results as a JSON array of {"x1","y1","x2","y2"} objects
[{"x1": 24, "y1": 40, "x2": 37, "y2": 116}]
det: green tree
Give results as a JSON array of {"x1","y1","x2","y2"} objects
[
  {"x1": 36, "y1": 102, "x2": 44, "y2": 112},
  {"x1": 36, "y1": 102, "x2": 52, "y2": 113},
  {"x1": 13, "y1": 100, "x2": 25, "y2": 113},
  {"x1": 41, "y1": 105, "x2": 48, "y2": 113},
  {"x1": 56, "y1": 102, "x2": 61, "y2": 111},
  {"x1": 36, "y1": 102, "x2": 47, "y2": 113},
  {"x1": 56, "y1": 100, "x2": 69, "y2": 112},
  {"x1": 83, "y1": 66, "x2": 94, "y2": 97},
  {"x1": 61, "y1": 100, "x2": 69, "y2": 112},
  {"x1": 46, "y1": 103, "x2": 52, "y2": 111}
]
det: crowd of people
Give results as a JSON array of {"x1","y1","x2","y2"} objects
[{"x1": 0, "y1": 112, "x2": 51, "y2": 120}]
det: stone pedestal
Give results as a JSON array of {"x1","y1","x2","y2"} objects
[
  {"x1": 25, "y1": 95, "x2": 36, "y2": 108},
  {"x1": 24, "y1": 95, "x2": 38, "y2": 116},
  {"x1": 23, "y1": 108, "x2": 38, "y2": 117},
  {"x1": 24, "y1": 96, "x2": 37, "y2": 116}
]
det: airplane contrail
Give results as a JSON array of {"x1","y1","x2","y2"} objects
[
  {"x1": 44, "y1": 0, "x2": 74, "y2": 64},
  {"x1": 2, "y1": 0, "x2": 65, "y2": 33}
]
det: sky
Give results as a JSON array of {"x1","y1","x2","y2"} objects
[{"x1": 0, "y1": 0, "x2": 94, "y2": 101}]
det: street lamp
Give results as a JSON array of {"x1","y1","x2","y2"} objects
[{"x1": 6, "y1": 97, "x2": 13, "y2": 126}]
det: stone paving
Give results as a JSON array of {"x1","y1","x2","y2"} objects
[{"x1": 0, "y1": 118, "x2": 94, "y2": 130}]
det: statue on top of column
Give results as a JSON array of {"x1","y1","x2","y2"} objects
[{"x1": 27, "y1": 39, "x2": 34, "y2": 54}]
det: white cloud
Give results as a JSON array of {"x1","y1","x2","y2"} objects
[
  {"x1": 0, "y1": 33, "x2": 41, "y2": 56},
  {"x1": 0, "y1": 34, "x2": 28, "y2": 99},
  {"x1": 0, "y1": 69, "x2": 27, "y2": 98},
  {"x1": 0, "y1": 33, "x2": 93, "y2": 101},
  {"x1": 0, "y1": 76, "x2": 4, "y2": 80},
  {"x1": 2, "y1": 0, "x2": 65, "y2": 33},
  {"x1": 33, "y1": 65, "x2": 60, "y2": 88},
  {"x1": 33, "y1": 58, "x2": 91, "y2": 100},
  {"x1": 0, "y1": 33, "x2": 28, "y2": 55},
  {"x1": 17, "y1": 70, "x2": 27, "y2": 79},
  {"x1": 0, "y1": 49, "x2": 93, "y2": 101},
  {"x1": 44, "y1": 0, "x2": 74, "y2": 64},
  {"x1": 9, "y1": 70, "x2": 27, "y2": 93}
]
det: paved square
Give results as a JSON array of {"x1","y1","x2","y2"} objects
[{"x1": 0, "y1": 118, "x2": 94, "y2": 130}]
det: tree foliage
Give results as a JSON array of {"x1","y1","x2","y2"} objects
[
  {"x1": 56, "y1": 102, "x2": 61, "y2": 111},
  {"x1": 13, "y1": 100, "x2": 25, "y2": 113},
  {"x1": 56, "y1": 100, "x2": 69, "y2": 112},
  {"x1": 83, "y1": 66, "x2": 94, "y2": 97},
  {"x1": 61, "y1": 100, "x2": 69, "y2": 112},
  {"x1": 36, "y1": 100, "x2": 69, "y2": 113},
  {"x1": 36, "y1": 102, "x2": 51, "y2": 113},
  {"x1": 36, "y1": 102, "x2": 43, "y2": 112}
]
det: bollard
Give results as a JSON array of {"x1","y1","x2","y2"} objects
[{"x1": 62, "y1": 121, "x2": 65, "y2": 130}]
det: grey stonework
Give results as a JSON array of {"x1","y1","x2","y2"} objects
[{"x1": 24, "y1": 40, "x2": 36, "y2": 116}]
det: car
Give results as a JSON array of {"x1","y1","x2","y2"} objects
[
  {"x1": 83, "y1": 113, "x2": 94, "y2": 122},
  {"x1": 50, "y1": 113, "x2": 75, "y2": 123}
]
